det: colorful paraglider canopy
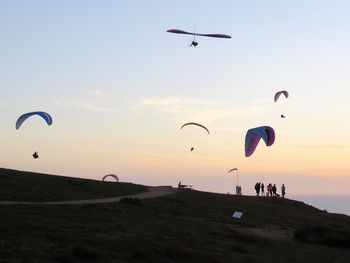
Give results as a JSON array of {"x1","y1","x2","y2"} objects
[
  {"x1": 167, "y1": 29, "x2": 231, "y2": 39},
  {"x1": 16, "y1": 111, "x2": 53, "y2": 130},
  {"x1": 181, "y1": 122, "x2": 210, "y2": 134},
  {"x1": 245, "y1": 126, "x2": 275, "y2": 157},
  {"x1": 274, "y1": 90, "x2": 289, "y2": 102},
  {"x1": 228, "y1": 168, "x2": 238, "y2": 173},
  {"x1": 102, "y1": 174, "x2": 119, "y2": 182}
]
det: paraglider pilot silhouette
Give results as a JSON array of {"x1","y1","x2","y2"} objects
[
  {"x1": 32, "y1": 152, "x2": 39, "y2": 159},
  {"x1": 189, "y1": 40, "x2": 198, "y2": 47}
]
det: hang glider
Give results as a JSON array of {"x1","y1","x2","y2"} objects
[{"x1": 167, "y1": 29, "x2": 232, "y2": 39}]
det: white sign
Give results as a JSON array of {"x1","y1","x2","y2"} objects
[{"x1": 232, "y1": 211, "x2": 243, "y2": 219}]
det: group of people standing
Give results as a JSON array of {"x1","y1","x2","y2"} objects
[{"x1": 254, "y1": 182, "x2": 286, "y2": 198}]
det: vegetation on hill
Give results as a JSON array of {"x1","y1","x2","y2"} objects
[{"x1": 0, "y1": 168, "x2": 349, "y2": 262}]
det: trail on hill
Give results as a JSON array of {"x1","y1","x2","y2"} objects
[{"x1": 0, "y1": 186, "x2": 175, "y2": 205}]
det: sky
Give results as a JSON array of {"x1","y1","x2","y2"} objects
[{"x1": 1, "y1": 0, "x2": 350, "y2": 196}]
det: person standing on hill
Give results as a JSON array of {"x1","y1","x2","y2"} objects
[
  {"x1": 254, "y1": 182, "x2": 261, "y2": 196},
  {"x1": 262, "y1": 183, "x2": 265, "y2": 196},
  {"x1": 272, "y1": 184, "x2": 280, "y2": 197},
  {"x1": 281, "y1": 184, "x2": 286, "y2": 198},
  {"x1": 267, "y1": 183, "x2": 272, "y2": 196}
]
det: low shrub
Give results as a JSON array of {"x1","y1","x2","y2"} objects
[
  {"x1": 119, "y1": 197, "x2": 143, "y2": 207},
  {"x1": 293, "y1": 225, "x2": 350, "y2": 248}
]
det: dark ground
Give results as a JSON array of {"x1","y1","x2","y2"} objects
[{"x1": 0, "y1": 168, "x2": 349, "y2": 262}]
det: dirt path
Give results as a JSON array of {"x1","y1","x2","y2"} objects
[{"x1": 0, "y1": 186, "x2": 175, "y2": 205}]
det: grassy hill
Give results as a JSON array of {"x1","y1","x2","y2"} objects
[
  {"x1": 0, "y1": 168, "x2": 349, "y2": 262},
  {"x1": 0, "y1": 168, "x2": 147, "y2": 201}
]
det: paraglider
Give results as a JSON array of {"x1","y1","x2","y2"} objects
[
  {"x1": 32, "y1": 152, "x2": 39, "y2": 159},
  {"x1": 102, "y1": 174, "x2": 119, "y2": 182},
  {"x1": 274, "y1": 90, "x2": 289, "y2": 102},
  {"x1": 16, "y1": 111, "x2": 52, "y2": 159},
  {"x1": 245, "y1": 126, "x2": 275, "y2": 157},
  {"x1": 274, "y1": 91, "x2": 289, "y2": 118},
  {"x1": 16, "y1": 111, "x2": 53, "y2": 130},
  {"x1": 181, "y1": 122, "x2": 210, "y2": 134},
  {"x1": 167, "y1": 28, "x2": 231, "y2": 47},
  {"x1": 181, "y1": 122, "x2": 209, "y2": 152}
]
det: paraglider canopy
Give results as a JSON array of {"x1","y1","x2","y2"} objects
[
  {"x1": 102, "y1": 174, "x2": 119, "y2": 182},
  {"x1": 274, "y1": 90, "x2": 289, "y2": 102},
  {"x1": 245, "y1": 126, "x2": 275, "y2": 157},
  {"x1": 228, "y1": 168, "x2": 238, "y2": 173},
  {"x1": 181, "y1": 122, "x2": 210, "y2": 134},
  {"x1": 16, "y1": 111, "x2": 53, "y2": 130}
]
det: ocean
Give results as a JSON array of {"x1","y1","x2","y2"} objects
[{"x1": 291, "y1": 195, "x2": 350, "y2": 216}]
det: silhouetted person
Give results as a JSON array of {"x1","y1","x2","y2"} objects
[
  {"x1": 33, "y1": 152, "x2": 39, "y2": 159},
  {"x1": 189, "y1": 41, "x2": 198, "y2": 47},
  {"x1": 267, "y1": 183, "x2": 272, "y2": 196},
  {"x1": 178, "y1": 181, "x2": 182, "y2": 188},
  {"x1": 281, "y1": 184, "x2": 286, "y2": 198},
  {"x1": 191, "y1": 147, "x2": 194, "y2": 151},
  {"x1": 236, "y1": 185, "x2": 240, "y2": 195},
  {"x1": 272, "y1": 184, "x2": 276, "y2": 196},
  {"x1": 281, "y1": 114, "x2": 286, "y2": 118},
  {"x1": 255, "y1": 182, "x2": 261, "y2": 196},
  {"x1": 272, "y1": 184, "x2": 280, "y2": 197}
]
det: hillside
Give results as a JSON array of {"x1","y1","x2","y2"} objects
[
  {"x1": 0, "y1": 168, "x2": 147, "y2": 202},
  {"x1": 0, "y1": 168, "x2": 349, "y2": 262}
]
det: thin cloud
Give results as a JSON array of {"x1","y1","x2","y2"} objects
[
  {"x1": 130, "y1": 97, "x2": 221, "y2": 113},
  {"x1": 297, "y1": 145, "x2": 349, "y2": 149},
  {"x1": 87, "y1": 90, "x2": 108, "y2": 98},
  {"x1": 130, "y1": 96, "x2": 269, "y2": 124},
  {"x1": 185, "y1": 104, "x2": 268, "y2": 123},
  {"x1": 55, "y1": 100, "x2": 119, "y2": 113}
]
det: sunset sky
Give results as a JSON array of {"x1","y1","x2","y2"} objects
[{"x1": 1, "y1": 1, "x2": 350, "y2": 195}]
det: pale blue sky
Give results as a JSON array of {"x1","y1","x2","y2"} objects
[{"x1": 1, "y1": 1, "x2": 350, "y2": 195}]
